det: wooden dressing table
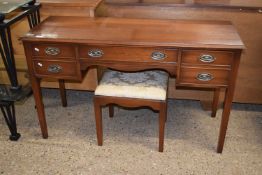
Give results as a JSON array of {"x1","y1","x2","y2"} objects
[{"x1": 22, "y1": 16, "x2": 244, "y2": 153}]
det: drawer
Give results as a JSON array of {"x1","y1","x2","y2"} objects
[
  {"x1": 79, "y1": 45, "x2": 178, "y2": 63},
  {"x1": 33, "y1": 60, "x2": 80, "y2": 80},
  {"x1": 181, "y1": 50, "x2": 233, "y2": 66},
  {"x1": 178, "y1": 67, "x2": 230, "y2": 87},
  {"x1": 32, "y1": 44, "x2": 75, "y2": 58}
]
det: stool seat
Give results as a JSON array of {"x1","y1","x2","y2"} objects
[
  {"x1": 94, "y1": 70, "x2": 169, "y2": 152},
  {"x1": 95, "y1": 70, "x2": 168, "y2": 100}
]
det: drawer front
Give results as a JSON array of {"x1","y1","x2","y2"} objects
[
  {"x1": 33, "y1": 60, "x2": 79, "y2": 79},
  {"x1": 32, "y1": 44, "x2": 75, "y2": 58},
  {"x1": 181, "y1": 50, "x2": 233, "y2": 66},
  {"x1": 179, "y1": 67, "x2": 230, "y2": 86},
  {"x1": 79, "y1": 46, "x2": 178, "y2": 63}
]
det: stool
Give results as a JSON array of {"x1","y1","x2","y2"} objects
[{"x1": 94, "y1": 70, "x2": 169, "y2": 152}]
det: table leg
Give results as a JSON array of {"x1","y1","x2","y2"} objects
[
  {"x1": 217, "y1": 88, "x2": 233, "y2": 153},
  {"x1": 59, "y1": 80, "x2": 67, "y2": 107},
  {"x1": 217, "y1": 52, "x2": 241, "y2": 153},
  {"x1": 31, "y1": 76, "x2": 48, "y2": 138},
  {"x1": 211, "y1": 88, "x2": 220, "y2": 118}
]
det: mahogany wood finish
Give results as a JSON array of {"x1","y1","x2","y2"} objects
[
  {"x1": 59, "y1": 79, "x2": 67, "y2": 107},
  {"x1": 94, "y1": 95, "x2": 167, "y2": 152},
  {"x1": 0, "y1": 0, "x2": 102, "y2": 90},
  {"x1": 217, "y1": 51, "x2": 242, "y2": 153},
  {"x1": 40, "y1": 0, "x2": 103, "y2": 17},
  {"x1": 211, "y1": 88, "x2": 220, "y2": 118},
  {"x1": 181, "y1": 50, "x2": 234, "y2": 66},
  {"x1": 32, "y1": 44, "x2": 75, "y2": 58},
  {"x1": 178, "y1": 67, "x2": 230, "y2": 87},
  {"x1": 105, "y1": 0, "x2": 262, "y2": 12},
  {"x1": 79, "y1": 46, "x2": 178, "y2": 62},
  {"x1": 22, "y1": 16, "x2": 244, "y2": 153},
  {"x1": 108, "y1": 105, "x2": 114, "y2": 118},
  {"x1": 97, "y1": 1, "x2": 262, "y2": 104},
  {"x1": 32, "y1": 60, "x2": 81, "y2": 79}
]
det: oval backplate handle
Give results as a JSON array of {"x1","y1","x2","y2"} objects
[
  {"x1": 88, "y1": 49, "x2": 104, "y2": 58},
  {"x1": 199, "y1": 54, "x2": 216, "y2": 63},
  {"x1": 196, "y1": 73, "x2": 213, "y2": 81},
  {"x1": 151, "y1": 51, "x2": 166, "y2": 61},
  {"x1": 47, "y1": 65, "x2": 62, "y2": 73},
  {"x1": 45, "y1": 47, "x2": 60, "y2": 56}
]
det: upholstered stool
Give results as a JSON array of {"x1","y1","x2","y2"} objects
[{"x1": 94, "y1": 70, "x2": 169, "y2": 152}]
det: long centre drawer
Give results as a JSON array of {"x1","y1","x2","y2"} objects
[{"x1": 79, "y1": 45, "x2": 178, "y2": 63}]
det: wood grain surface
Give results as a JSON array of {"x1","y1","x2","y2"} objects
[
  {"x1": 96, "y1": 1, "x2": 262, "y2": 104},
  {"x1": 23, "y1": 16, "x2": 244, "y2": 49}
]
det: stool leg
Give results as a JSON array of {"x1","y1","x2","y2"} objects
[
  {"x1": 159, "y1": 102, "x2": 167, "y2": 152},
  {"x1": 211, "y1": 88, "x2": 220, "y2": 118},
  {"x1": 109, "y1": 105, "x2": 114, "y2": 118},
  {"x1": 94, "y1": 97, "x2": 103, "y2": 146},
  {"x1": 165, "y1": 105, "x2": 167, "y2": 123},
  {"x1": 59, "y1": 80, "x2": 67, "y2": 107}
]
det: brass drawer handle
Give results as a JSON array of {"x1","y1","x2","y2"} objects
[
  {"x1": 47, "y1": 65, "x2": 62, "y2": 73},
  {"x1": 88, "y1": 49, "x2": 104, "y2": 58},
  {"x1": 151, "y1": 51, "x2": 166, "y2": 60},
  {"x1": 45, "y1": 47, "x2": 60, "y2": 56},
  {"x1": 199, "y1": 54, "x2": 216, "y2": 63},
  {"x1": 196, "y1": 73, "x2": 213, "y2": 81}
]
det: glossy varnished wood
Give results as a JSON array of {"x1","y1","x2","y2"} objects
[
  {"x1": 32, "y1": 44, "x2": 76, "y2": 59},
  {"x1": 38, "y1": 0, "x2": 103, "y2": 92},
  {"x1": 178, "y1": 67, "x2": 230, "y2": 87},
  {"x1": 181, "y1": 50, "x2": 234, "y2": 67},
  {"x1": 40, "y1": 0, "x2": 103, "y2": 7},
  {"x1": 96, "y1": 2, "x2": 261, "y2": 104},
  {"x1": 105, "y1": 0, "x2": 262, "y2": 12},
  {"x1": 40, "y1": 0, "x2": 103, "y2": 17},
  {"x1": 79, "y1": 45, "x2": 178, "y2": 62},
  {"x1": 22, "y1": 16, "x2": 244, "y2": 153},
  {"x1": 23, "y1": 42, "x2": 48, "y2": 138},
  {"x1": 217, "y1": 51, "x2": 242, "y2": 153},
  {"x1": 32, "y1": 60, "x2": 81, "y2": 80},
  {"x1": 23, "y1": 17, "x2": 244, "y2": 49}
]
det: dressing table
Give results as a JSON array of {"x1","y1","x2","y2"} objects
[{"x1": 22, "y1": 16, "x2": 244, "y2": 153}]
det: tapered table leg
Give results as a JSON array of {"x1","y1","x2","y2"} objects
[
  {"x1": 94, "y1": 98, "x2": 103, "y2": 146},
  {"x1": 59, "y1": 80, "x2": 67, "y2": 107},
  {"x1": 159, "y1": 102, "x2": 167, "y2": 152},
  {"x1": 31, "y1": 76, "x2": 48, "y2": 138},
  {"x1": 217, "y1": 88, "x2": 233, "y2": 153},
  {"x1": 211, "y1": 88, "x2": 220, "y2": 118},
  {"x1": 217, "y1": 52, "x2": 241, "y2": 153}
]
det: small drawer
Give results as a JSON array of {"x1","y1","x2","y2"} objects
[
  {"x1": 79, "y1": 45, "x2": 178, "y2": 63},
  {"x1": 181, "y1": 50, "x2": 233, "y2": 66},
  {"x1": 33, "y1": 60, "x2": 80, "y2": 80},
  {"x1": 32, "y1": 44, "x2": 75, "y2": 58},
  {"x1": 178, "y1": 67, "x2": 230, "y2": 87}
]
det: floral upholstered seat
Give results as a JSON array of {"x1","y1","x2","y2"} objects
[
  {"x1": 94, "y1": 70, "x2": 169, "y2": 152},
  {"x1": 95, "y1": 70, "x2": 169, "y2": 100}
]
